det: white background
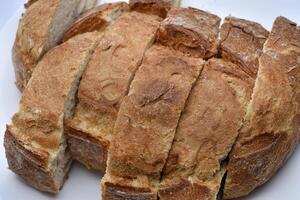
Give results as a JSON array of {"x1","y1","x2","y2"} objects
[{"x1": 0, "y1": 0, "x2": 300, "y2": 200}]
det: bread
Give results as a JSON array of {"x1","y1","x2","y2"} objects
[
  {"x1": 224, "y1": 16, "x2": 300, "y2": 199},
  {"x1": 62, "y1": 2, "x2": 129, "y2": 42},
  {"x1": 220, "y1": 17, "x2": 269, "y2": 77},
  {"x1": 157, "y1": 7, "x2": 221, "y2": 59},
  {"x1": 158, "y1": 58, "x2": 254, "y2": 199},
  {"x1": 102, "y1": 44, "x2": 204, "y2": 199},
  {"x1": 4, "y1": 32, "x2": 101, "y2": 193},
  {"x1": 13, "y1": 0, "x2": 96, "y2": 91},
  {"x1": 157, "y1": 17, "x2": 269, "y2": 200},
  {"x1": 65, "y1": 11, "x2": 161, "y2": 172},
  {"x1": 129, "y1": 0, "x2": 181, "y2": 18}
]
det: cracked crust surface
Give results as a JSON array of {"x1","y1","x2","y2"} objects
[
  {"x1": 129, "y1": 0, "x2": 180, "y2": 18},
  {"x1": 65, "y1": 12, "x2": 161, "y2": 172},
  {"x1": 107, "y1": 45, "x2": 203, "y2": 178},
  {"x1": 102, "y1": 44, "x2": 203, "y2": 199},
  {"x1": 62, "y1": 2, "x2": 129, "y2": 42},
  {"x1": 157, "y1": 7, "x2": 221, "y2": 58},
  {"x1": 224, "y1": 17, "x2": 300, "y2": 199},
  {"x1": 220, "y1": 17, "x2": 269, "y2": 78},
  {"x1": 158, "y1": 58, "x2": 254, "y2": 199}
]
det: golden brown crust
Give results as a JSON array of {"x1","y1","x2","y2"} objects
[
  {"x1": 102, "y1": 175, "x2": 157, "y2": 200},
  {"x1": 129, "y1": 0, "x2": 180, "y2": 18},
  {"x1": 65, "y1": 12, "x2": 161, "y2": 171},
  {"x1": 4, "y1": 127, "x2": 72, "y2": 193},
  {"x1": 159, "y1": 170, "x2": 225, "y2": 200},
  {"x1": 5, "y1": 32, "x2": 100, "y2": 193},
  {"x1": 220, "y1": 17, "x2": 269, "y2": 77},
  {"x1": 224, "y1": 17, "x2": 300, "y2": 199},
  {"x1": 78, "y1": 12, "x2": 161, "y2": 115},
  {"x1": 158, "y1": 58, "x2": 254, "y2": 200},
  {"x1": 62, "y1": 2, "x2": 129, "y2": 42},
  {"x1": 14, "y1": 32, "x2": 99, "y2": 151},
  {"x1": 102, "y1": 45, "x2": 203, "y2": 200},
  {"x1": 157, "y1": 7, "x2": 221, "y2": 58},
  {"x1": 13, "y1": 0, "x2": 61, "y2": 91},
  {"x1": 107, "y1": 44, "x2": 203, "y2": 178}
]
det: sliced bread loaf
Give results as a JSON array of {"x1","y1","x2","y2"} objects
[
  {"x1": 65, "y1": 11, "x2": 161, "y2": 172},
  {"x1": 158, "y1": 17, "x2": 269, "y2": 200},
  {"x1": 5, "y1": 32, "x2": 100, "y2": 193},
  {"x1": 102, "y1": 44, "x2": 204, "y2": 199},
  {"x1": 224, "y1": 16, "x2": 300, "y2": 199},
  {"x1": 13, "y1": 0, "x2": 96, "y2": 91}
]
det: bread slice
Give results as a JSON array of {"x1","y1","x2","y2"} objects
[
  {"x1": 156, "y1": 7, "x2": 221, "y2": 58},
  {"x1": 13, "y1": 0, "x2": 96, "y2": 91},
  {"x1": 65, "y1": 11, "x2": 161, "y2": 172},
  {"x1": 62, "y1": 2, "x2": 129, "y2": 42},
  {"x1": 157, "y1": 18, "x2": 269, "y2": 200},
  {"x1": 4, "y1": 32, "x2": 100, "y2": 193},
  {"x1": 220, "y1": 17, "x2": 269, "y2": 77},
  {"x1": 158, "y1": 58, "x2": 254, "y2": 200},
  {"x1": 224, "y1": 17, "x2": 300, "y2": 199},
  {"x1": 102, "y1": 44, "x2": 204, "y2": 199},
  {"x1": 129, "y1": 0, "x2": 181, "y2": 18}
]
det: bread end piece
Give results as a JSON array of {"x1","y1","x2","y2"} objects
[
  {"x1": 4, "y1": 126, "x2": 72, "y2": 193},
  {"x1": 129, "y1": 0, "x2": 180, "y2": 18},
  {"x1": 63, "y1": 2, "x2": 129, "y2": 42},
  {"x1": 157, "y1": 7, "x2": 221, "y2": 58}
]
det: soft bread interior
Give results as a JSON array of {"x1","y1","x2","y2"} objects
[
  {"x1": 46, "y1": 0, "x2": 97, "y2": 50},
  {"x1": 46, "y1": 0, "x2": 80, "y2": 50}
]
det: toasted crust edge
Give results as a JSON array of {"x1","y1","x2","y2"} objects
[
  {"x1": 129, "y1": 0, "x2": 179, "y2": 18},
  {"x1": 4, "y1": 127, "x2": 72, "y2": 193},
  {"x1": 62, "y1": 2, "x2": 129, "y2": 42},
  {"x1": 102, "y1": 180, "x2": 157, "y2": 200},
  {"x1": 64, "y1": 124, "x2": 109, "y2": 173}
]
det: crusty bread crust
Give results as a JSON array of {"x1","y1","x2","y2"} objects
[
  {"x1": 13, "y1": 0, "x2": 61, "y2": 91},
  {"x1": 4, "y1": 127, "x2": 72, "y2": 193},
  {"x1": 13, "y1": 0, "x2": 96, "y2": 91},
  {"x1": 65, "y1": 123, "x2": 109, "y2": 173},
  {"x1": 159, "y1": 168, "x2": 226, "y2": 200},
  {"x1": 157, "y1": 7, "x2": 221, "y2": 58},
  {"x1": 158, "y1": 58, "x2": 254, "y2": 199},
  {"x1": 107, "y1": 45, "x2": 203, "y2": 178},
  {"x1": 129, "y1": 0, "x2": 180, "y2": 18},
  {"x1": 224, "y1": 17, "x2": 300, "y2": 199},
  {"x1": 5, "y1": 32, "x2": 101, "y2": 193},
  {"x1": 65, "y1": 12, "x2": 161, "y2": 171},
  {"x1": 102, "y1": 45, "x2": 204, "y2": 199},
  {"x1": 220, "y1": 17, "x2": 269, "y2": 77},
  {"x1": 62, "y1": 2, "x2": 129, "y2": 42}
]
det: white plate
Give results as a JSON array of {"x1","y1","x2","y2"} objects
[{"x1": 0, "y1": 1, "x2": 300, "y2": 200}]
